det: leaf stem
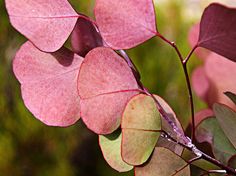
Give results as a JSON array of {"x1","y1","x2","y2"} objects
[
  {"x1": 120, "y1": 48, "x2": 236, "y2": 176},
  {"x1": 183, "y1": 45, "x2": 198, "y2": 64},
  {"x1": 162, "y1": 131, "x2": 236, "y2": 175},
  {"x1": 155, "y1": 33, "x2": 196, "y2": 143}
]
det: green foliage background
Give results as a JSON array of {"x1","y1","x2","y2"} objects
[{"x1": 0, "y1": 0, "x2": 208, "y2": 175}]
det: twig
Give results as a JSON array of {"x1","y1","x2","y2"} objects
[{"x1": 155, "y1": 32, "x2": 196, "y2": 143}]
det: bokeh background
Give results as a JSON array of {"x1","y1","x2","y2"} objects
[{"x1": 0, "y1": 0, "x2": 235, "y2": 175}]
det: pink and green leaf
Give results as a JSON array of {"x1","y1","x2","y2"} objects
[{"x1": 121, "y1": 94, "x2": 161, "y2": 166}]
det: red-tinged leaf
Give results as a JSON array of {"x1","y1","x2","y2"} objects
[
  {"x1": 135, "y1": 147, "x2": 190, "y2": 176},
  {"x1": 214, "y1": 103, "x2": 236, "y2": 149},
  {"x1": 196, "y1": 117, "x2": 236, "y2": 164},
  {"x1": 192, "y1": 66, "x2": 210, "y2": 102},
  {"x1": 94, "y1": 0, "x2": 157, "y2": 49},
  {"x1": 204, "y1": 53, "x2": 236, "y2": 110},
  {"x1": 99, "y1": 131, "x2": 133, "y2": 172},
  {"x1": 13, "y1": 42, "x2": 83, "y2": 126},
  {"x1": 188, "y1": 23, "x2": 209, "y2": 60},
  {"x1": 154, "y1": 95, "x2": 184, "y2": 155},
  {"x1": 71, "y1": 18, "x2": 103, "y2": 57},
  {"x1": 121, "y1": 94, "x2": 161, "y2": 166},
  {"x1": 78, "y1": 47, "x2": 141, "y2": 134},
  {"x1": 5, "y1": 0, "x2": 78, "y2": 52},
  {"x1": 198, "y1": 3, "x2": 236, "y2": 62}
]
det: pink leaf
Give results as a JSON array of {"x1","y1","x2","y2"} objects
[
  {"x1": 204, "y1": 53, "x2": 236, "y2": 110},
  {"x1": 191, "y1": 66, "x2": 210, "y2": 102},
  {"x1": 13, "y1": 41, "x2": 83, "y2": 126},
  {"x1": 94, "y1": 0, "x2": 157, "y2": 49},
  {"x1": 188, "y1": 23, "x2": 209, "y2": 60},
  {"x1": 198, "y1": 3, "x2": 236, "y2": 62},
  {"x1": 78, "y1": 47, "x2": 141, "y2": 134},
  {"x1": 71, "y1": 18, "x2": 103, "y2": 57},
  {"x1": 6, "y1": 0, "x2": 78, "y2": 52}
]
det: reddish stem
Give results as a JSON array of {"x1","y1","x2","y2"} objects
[{"x1": 155, "y1": 32, "x2": 196, "y2": 143}]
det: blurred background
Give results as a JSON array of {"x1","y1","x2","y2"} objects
[{"x1": 0, "y1": 0, "x2": 235, "y2": 175}]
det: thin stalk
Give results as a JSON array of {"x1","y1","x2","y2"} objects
[
  {"x1": 156, "y1": 33, "x2": 196, "y2": 143},
  {"x1": 162, "y1": 131, "x2": 236, "y2": 175}
]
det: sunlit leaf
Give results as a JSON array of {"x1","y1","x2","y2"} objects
[
  {"x1": 135, "y1": 147, "x2": 190, "y2": 176},
  {"x1": 5, "y1": 0, "x2": 78, "y2": 52},
  {"x1": 78, "y1": 47, "x2": 141, "y2": 134},
  {"x1": 99, "y1": 131, "x2": 133, "y2": 172},
  {"x1": 71, "y1": 18, "x2": 103, "y2": 57},
  {"x1": 198, "y1": 3, "x2": 236, "y2": 62},
  {"x1": 13, "y1": 41, "x2": 82, "y2": 126},
  {"x1": 214, "y1": 103, "x2": 236, "y2": 149},
  {"x1": 121, "y1": 94, "x2": 161, "y2": 165},
  {"x1": 225, "y1": 92, "x2": 236, "y2": 105},
  {"x1": 94, "y1": 0, "x2": 157, "y2": 49},
  {"x1": 196, "y1": 117, "x2": 236, "y2": 164}
]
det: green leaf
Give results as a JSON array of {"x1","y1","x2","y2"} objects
[
  {"x1": 99, "y1": 131, "x2": 133, "y2": 172},
  {"x1": 196, "y1": 117, "x2": 236, "y2": 164},
  {"x1": 135, "y1": 147, "x2": 190, "y2": 176},
  {"x1": 214, "y1": 103, "x2": 236, "y2": 149},
  {"x1": 224, "y1": 92, "x2": 236, "y2": 105},
  {"x1": 121, "y1": 94, "x2": 161, "y2": 165}
]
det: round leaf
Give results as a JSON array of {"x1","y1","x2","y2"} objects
[
  {"x1": 198, "y1": 3, "x2": 236, "y2": 62},
  {"x1": 121, "y1": 94, "x2": 161, "y2": 166},
  {"x1": 6, "y1": 0, "x2": 78, "y2": 52},
  {"x1": 135, "y1": 147, "x2": 190, "y2": 176},
  {"x1": 13, "y1": 42, "x2": 83, "y2": 126},
  {"x1": 99, "y1": 132, "x2": 133, "y2": 172},
  {"x1": 94, "y1": 0, "x2": 157, "y2": 49},
  {"x1": 78, "y1": 47, "x2": 141, "y2": 134}
]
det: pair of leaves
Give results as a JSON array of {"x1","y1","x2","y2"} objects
[
  {"x1": 14, "y1": 44, "x2": 141, "y2": 133},
  {"x1": 6, "y1": 0, "x2": 158, "y2": 52},
  {"x1": 99, "y1": 94, "x2": 189, "y2": 175},
  {"x1": 99, "y1": 94, "x2": 160, "y2": 172}
]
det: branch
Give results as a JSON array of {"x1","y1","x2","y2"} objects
[
  {"x1": 155, "y1": 33, "x2": 196, "y2": 143},
  {"x1": 120, "y1": 46, "x2": 236, "y2": 176}
]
